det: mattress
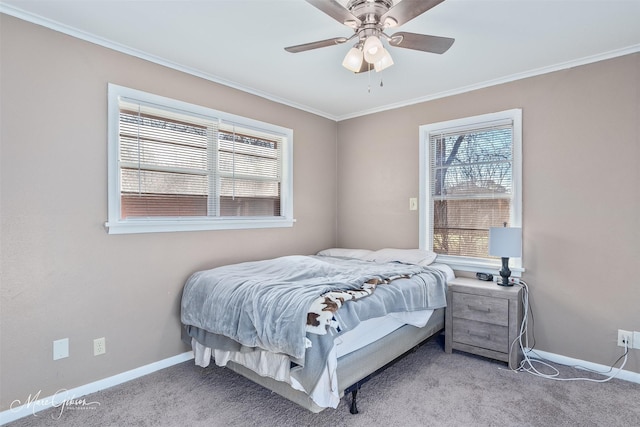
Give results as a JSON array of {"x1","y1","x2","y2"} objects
[
  {"x1": 191, "y1": 263, "x2": 453, "y2": 409},
  {"x1": 190, "y1": 309, "x2": 436, "y2": 408},
  {"x1": 225, "y1": 308, "x2": 446, "y2": 413},
  {"x1": 185, "y1": 256, "x2": 452, "y2": 411},
  {"x1": 335, "y1": 262, "x2": 452, "y2": 358},
  {"x1": 335, "y1": 310, "x2": 433, "y2": 358}
]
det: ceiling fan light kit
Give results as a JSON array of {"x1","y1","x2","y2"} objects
[
  {"x1": 374, "y1": 48, "x2": 394, "y2": 72},
  {"x1": 285, "y1": 0, "x2": 455, "y2": 75},
  {"x1": 363, "y1": 34, "x2": 384, "y2": 62},
  {"x1": 342, "y1": 46, "x2": 364, "y2": 72}
]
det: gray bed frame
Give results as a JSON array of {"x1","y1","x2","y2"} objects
[{"x1": 222, "y1": 308, "x2": 445, "y2": 413}]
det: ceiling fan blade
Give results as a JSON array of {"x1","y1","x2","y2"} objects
[
  {"x1": 285, "y1": 37, "x2": 348, "y2": 53},
  {"x1": 305, "y1": 0, "x2": 361, "y2": 26},
  {"x1": 388, "y1": 32, "x2": 454, "y2": 54},
  {"x1": 381, "y1": 0, "x2": 446, "y2": 27}
]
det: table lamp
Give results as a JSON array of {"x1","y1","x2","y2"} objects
[{"x1": 489, "y1": 225, "x2": 522, "y2": 286}]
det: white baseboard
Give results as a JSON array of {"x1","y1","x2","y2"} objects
[
  {"x1": 525, "y1": 348, "x2": 640, "y2": 384},
  {"x1": 2, "y1": 348, "x2": 638, "y2": 424},
  {"x1": 0, "y1": 351, "x2": 194, "y2": 425}
]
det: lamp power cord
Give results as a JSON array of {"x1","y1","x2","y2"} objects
[{"x1": 508, "y1": 279, "x2": 629, "y2": 382}]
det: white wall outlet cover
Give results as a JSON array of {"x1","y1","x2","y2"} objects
[
  {"x1": 94, "y1": 337, "x2": 106, "y2": 356},
  {"x1": 617, "y1": 329, "x2": 633, "y2": 348},
  {"x1": 53, "y1": 338, "x2": 69, "y2": 360},
  {"x1": 634, "y1": 331, "x2": 640, "y2": 349}
]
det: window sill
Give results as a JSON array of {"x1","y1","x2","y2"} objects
[
  {"x1": 105, "y1": 217, "x2": 296, "y2": 235},
  {"x1": 435, "y1": 255, "x2": 524, "y2": 278}
]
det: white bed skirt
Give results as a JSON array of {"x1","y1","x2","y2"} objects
[{"x1": 192, "y1": 308, "x2": 435, "y2": 409}]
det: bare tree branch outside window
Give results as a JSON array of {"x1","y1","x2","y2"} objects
[{"x1": 431, "y1": 127, "x2": 512, "y2": 258}]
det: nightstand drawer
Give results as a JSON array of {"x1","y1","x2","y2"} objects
[
  {"x1": 452, "y1": 292, "x2": 508, "y2": 326},
  {"x1": 452, "y1": 318, "x2": 509, "y2": 353}
]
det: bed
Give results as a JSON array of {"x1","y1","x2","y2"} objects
[{"x1": 180, "y1": 248, "x2": 453, "y2": 413}]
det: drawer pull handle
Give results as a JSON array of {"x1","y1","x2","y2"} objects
[
  {"x1": 468, "y1": 305, "x2": 491, "y2": 313},
  {"x1": 468, "y1": 331, "x2": 491, "y2": 340}
]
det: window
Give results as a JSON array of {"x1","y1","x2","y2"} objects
[
  {"x1": 106, "y1": 84, "x2": 294, "y2": 234},
  {"x1": 419, "y1": 109, "x2": 522, "y2": 274}
]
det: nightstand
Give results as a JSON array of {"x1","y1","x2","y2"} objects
[{"x1": 445, "y1": 277, "x2": 523, "y2": 369}]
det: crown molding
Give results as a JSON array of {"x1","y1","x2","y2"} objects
[
  {"x1": 3, "y1": 3, "x2": 638, "y2": 123},
  {"x1": 337, "y1": 43, "x2": 640, "y2": 121},
  {"x1": 0, "y1": 4, "x2": 340, "y2": 121}
]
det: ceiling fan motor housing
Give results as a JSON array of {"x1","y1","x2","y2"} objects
[
  {"x1": 344, "y1": 0, "x2": 395, "y2": 50},
  {"x1": 346, "y1": 0, "x2": 394, "y2": 36},
  {"x1": 346, "y1": 0, "x2": 394, "y2": 17}
]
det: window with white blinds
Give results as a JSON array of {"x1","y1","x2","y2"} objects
[
  {"x1": 106, "y1": 84, "x2": 293, "y2": 234},
  {"x1": 419, "y1": 109, "x2": 522, "y2": 273}
]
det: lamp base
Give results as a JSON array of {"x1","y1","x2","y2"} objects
[{"x1": 497, "y1": 257, "x2": 513, "y2": 287}]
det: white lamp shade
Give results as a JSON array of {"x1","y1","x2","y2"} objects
[
  {"x1": 363, "y1": 35, "x2": 384, "y2": 63},
  {"x1": 489, "y1": 227, "x2": 522, "y2": 257},
  {"x1": 373, "y1": 48, "x2": 394, "y2": 72},
  {"x1": 342, "y1": 47, "x2": 364, "y2": 72}
]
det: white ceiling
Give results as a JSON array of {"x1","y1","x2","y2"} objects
[{"x1": 2, "y1": 0, "x2": 640, "y2": 120}]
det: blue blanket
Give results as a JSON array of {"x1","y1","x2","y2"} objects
[{"x1": 181, "y1": 255, "x2": 447, "y2": 391}]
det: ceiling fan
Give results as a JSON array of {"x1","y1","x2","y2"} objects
[{"x1": 284, "y1": 0, "x2": 455, "y2": 73}]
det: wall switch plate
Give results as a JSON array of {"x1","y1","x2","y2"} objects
[
  {"x1": 53, "y1": 338, "x2": 69, "y2": 360},
  {"x1": 409, "y1": 198, "x2": 418, "y2": 211},
  {"x1": 633, "y1": 331, "x2": 640, "y2": 350}
]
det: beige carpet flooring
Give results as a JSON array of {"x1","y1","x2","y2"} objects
[{"x1": 6, "y1": 337, "x2": 640, "y2": 427}]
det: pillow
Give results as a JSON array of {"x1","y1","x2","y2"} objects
[
  {"x1": 362, "y1": 248, "x2": 437, "y2": 266},
  {"x1": 316, "y1": 248, "x2": 374, "y2": 259}
]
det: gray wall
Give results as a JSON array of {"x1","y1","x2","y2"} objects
[
  {"x1": 336, "y1": 53, "x2": 640, "y2": 374},
  {"x1": 0, "y1": 15, "x2": 338, "y2": 411}
]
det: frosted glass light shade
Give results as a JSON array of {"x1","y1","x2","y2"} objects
[
  {"x1": 373, "y1": 48, "x2": 394, "y2": 72},
  {"x1": 489, "y1": 227, "x2": 522, "y2": 257},
  {"x1": 342, "y1": 47, "x2": 364, "y2": 72},
  {"x1": 363, "y1": 35, "x2": 384, "y2": 63}
]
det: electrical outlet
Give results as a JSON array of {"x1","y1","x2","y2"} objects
[
  {"x1": 409, "y1": 198, "x2": 418, "y2": 211},
  {"x1": 617, "y1": 330, "x2": 633, "y2": 348},
  {"x1": 93, "y1": 337, "x2": 106, "y2": 356},
  {"x1": 634, "y1": 331, "x2": 640, "y2": 350}
]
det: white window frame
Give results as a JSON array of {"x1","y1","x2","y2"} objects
[
  {"x1": 106, "y1": 84, "x2": 294, "y2": 234},
  {"x1": 418, "y1": 109, "x2": 523, "y2": 275}
]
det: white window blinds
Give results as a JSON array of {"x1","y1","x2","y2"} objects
[
  {"x1": 108, "y1": 86, "x2": 291, "y2": 234},
  {"x1": 118, "y1": 102, "x2": 284, "y2": 220},
  {"x1": 429, "y1": 119, "x2": 514, "y2": 258},
  {"x1": 217, "y1": 123, "x2": 283, "y2": 217}
]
